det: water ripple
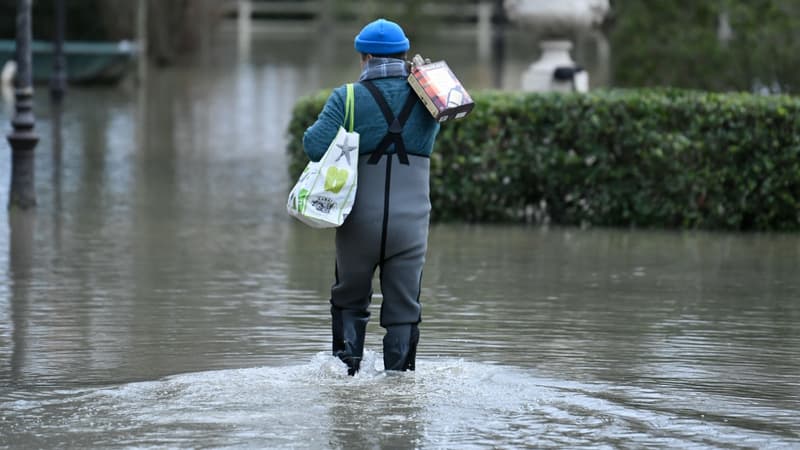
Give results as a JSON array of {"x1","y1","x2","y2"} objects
[{"x1": 2, "y1": 356, "x2": 798, "y2": 449}]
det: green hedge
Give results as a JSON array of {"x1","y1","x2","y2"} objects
[{"x1": 287, "y1": 89, "x2": 800, "y2": 230}]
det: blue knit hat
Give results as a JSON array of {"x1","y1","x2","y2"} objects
[{"x1": 354, "y1": 18, "x2": 410, "y2": 55}]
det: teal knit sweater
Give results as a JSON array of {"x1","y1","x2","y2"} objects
[{"x1": 303, "y1": 77, "x2": 440, "y2": 162}]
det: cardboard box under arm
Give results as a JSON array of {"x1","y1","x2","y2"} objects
[{"x1": 407, "y1": 56, "x2": 475, "y2": 123}]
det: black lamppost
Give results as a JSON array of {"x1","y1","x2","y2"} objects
[
  {"x1": 50, "y1": 0, "x2": 67, "y2": 101},
  {"x1": 7, "y1": 0, "x2": 38, "y2": 210}
]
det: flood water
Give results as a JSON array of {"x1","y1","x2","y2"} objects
[{"x1": 1, "y1": 29, "x2": 799, "y2": 448}]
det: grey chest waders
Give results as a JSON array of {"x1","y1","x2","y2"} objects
[{"x1": 330, "y1": 80, "x2": 429, "y2": 375}]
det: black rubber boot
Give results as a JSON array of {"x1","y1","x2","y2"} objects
[
  {"x1": 331, "y1": 306, "x2": 369, "y2": 375},
  {"x1": 383, "y1": 324, "x2": 419, "y2": 371}
]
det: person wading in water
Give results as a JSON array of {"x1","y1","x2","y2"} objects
[{"x1": 303, "y1": 18, "x2": 440, "y2": 375}]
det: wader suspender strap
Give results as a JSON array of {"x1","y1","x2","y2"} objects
[{"x1": 361, "y1": 80, "x2": 418, "y2": 166}]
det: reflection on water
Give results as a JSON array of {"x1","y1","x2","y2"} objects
[{"x1": 0, "y1": 31, "x2": 799, "y2": 447}]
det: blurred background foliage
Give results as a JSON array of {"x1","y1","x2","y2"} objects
[
  {"x1": 608, "y1": 0, "x2": 800, "y2": 93},
  {"x1": 1, "y1": 0, "x2": 798, "y2": 91}
]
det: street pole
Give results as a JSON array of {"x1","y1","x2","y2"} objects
[
  {"x1": 137, "y1": 0, "x2": 148, "y2": 85},
  {"x1": 50, "y1": 0, "x2": 67, "y2": 101},
  {"x1": 7, "y1": 0, "x2": 38, "y2": 210},
  {"x1": 492, "y1": 0, "x2": 506, "y2": 89},
  {"x1": 237, "y1": 0, "x2": 252, "y2": 58},
  {"x1": 478, "y1": 1, "x2": 492, "y2": 61}
]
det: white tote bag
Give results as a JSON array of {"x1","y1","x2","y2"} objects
[{"x1": 287, "y1": 84, "x2": 359, "y2": 228}]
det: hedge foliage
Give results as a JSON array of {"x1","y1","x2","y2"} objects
[{"x1": 287, "y1": 89, "x2": 800, "y2": 230}]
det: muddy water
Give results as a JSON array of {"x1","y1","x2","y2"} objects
[{"x1": 1, "y1": 31, "x2": 798, "y2": 448}]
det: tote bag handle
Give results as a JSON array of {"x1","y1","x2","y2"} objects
[{"x1": 344, "y1": 83, "x2": 355, "y2": 132}]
